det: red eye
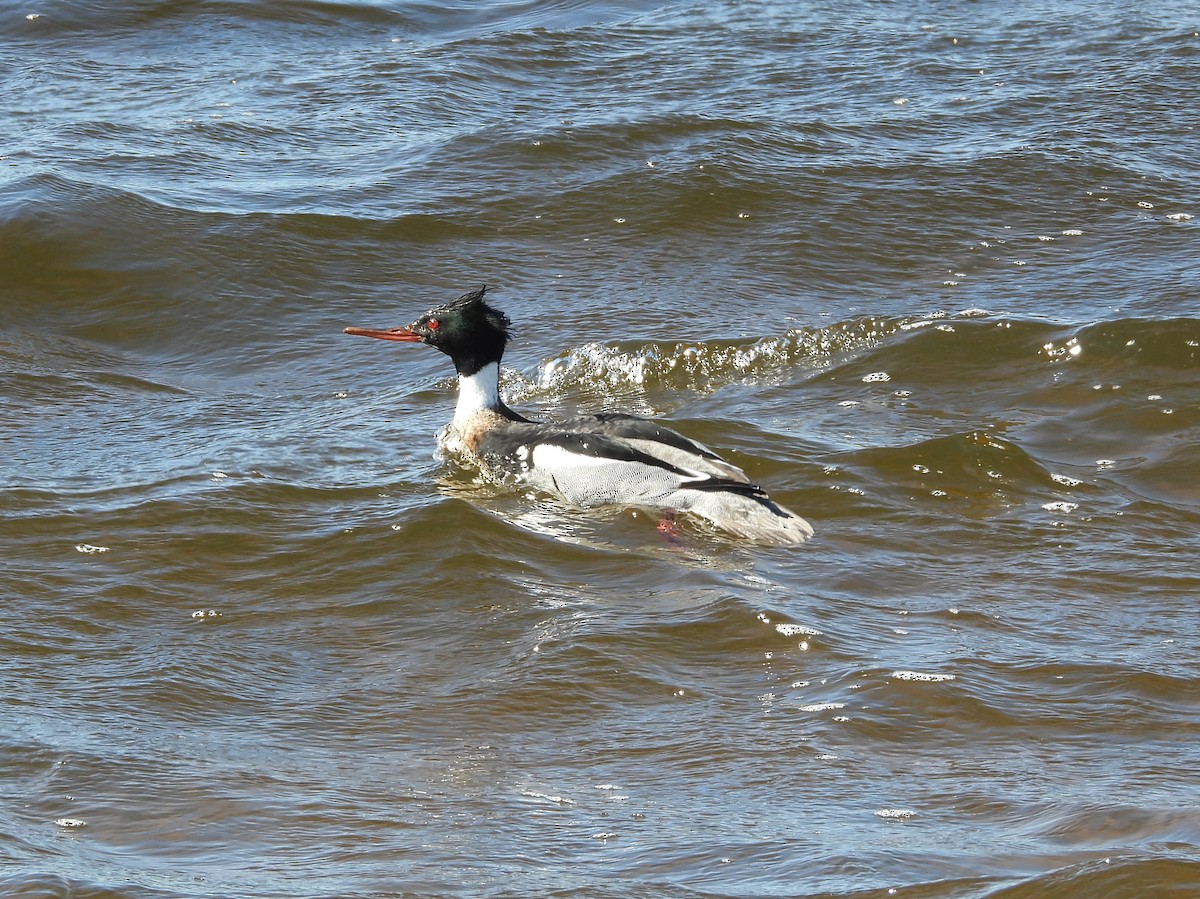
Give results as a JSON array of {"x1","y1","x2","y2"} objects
[{"x1": 427, "y1": 319, "x2": 439, "y2": 330}]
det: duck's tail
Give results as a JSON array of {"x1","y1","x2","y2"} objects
[{"x1": 677, "y1": 485, "x2": 814, "y2": 546}]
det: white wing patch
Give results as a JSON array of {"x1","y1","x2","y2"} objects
[
  {"x1": 527, "y1": 442, "x2": 682, "y2": 507},
  {"x1": 529, "y1": 443, "x2": 619, "y2": 470}
]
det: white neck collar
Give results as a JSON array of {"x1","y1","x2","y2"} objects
[{"x1": 453, "y1": 361, "x2": 501, "y2": 428}]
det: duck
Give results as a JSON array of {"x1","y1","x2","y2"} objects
[{"x1": 344, "y1": 286, "x2": 814, "y2": 545}]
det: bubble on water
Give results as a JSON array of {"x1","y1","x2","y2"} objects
[
  {"x1": 191, "y1": 609, "x2": 222, "y2": 619},
  {"x1": 862, "y1": 371, "x2": 890, "y2": 383},
  {"x1": 1062, "y1": 228, "x2": 1083, "y2": 236},
  {"x1": 893, "y1": 97, "x2": 909, "y2": 106},
  {"x1": 1042, "y1": 337, "x2": 1082, "y2": 360},
  {"x1": 1165, "y1": 213, "x2": 1193, "y2": 222},
  {"x1": 54, "y1": 818, "x2": 86, "y2": 828},
  {"x1": 892, "y1": 671, "x2": 955, "y2": 682},
  {"x1": 75, "y1": 544, "x2": 109, "y2": 554},
  {"x1": 875, "y1": 808, "x2": 917, "y2": 819},
  {"x1": 1050, "y1": 473, "x2": 1082, "y2": 486},
  {"x1": 798, "y1": 702, "x2": 846, "y2": 712},
  {"x1": 1096, "y1": 459, "x2": 1117, "y2": 469}
]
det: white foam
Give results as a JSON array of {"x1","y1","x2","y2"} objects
[
  {"x1": 775, "y1": 623, "x2": 822, "y2": 637},
  {"x1": 892, "y1": 671, "x2": 955, "y2": 682},
  {"x1": 1042, "y1": 501, "x2": 1078, "y2": 513},
  {"x1": 519, "y1": 790, "x2": 574, "y2": 805},
  {"x1": 798, "y1": 702, "x2": 846, "y2": 712}
]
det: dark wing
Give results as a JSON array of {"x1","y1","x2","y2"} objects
[
  {"x1": 554, "y1": 412, "x2": 721, "y2": 459},
  {"x1": 553, "y1": 412, "x2": 752, "y2": 484}
]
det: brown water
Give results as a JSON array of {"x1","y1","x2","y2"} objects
[{"x1": 3, "y1": 1, "x2": 1200, "y2": 896}]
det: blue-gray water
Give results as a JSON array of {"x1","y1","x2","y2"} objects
[{"x1": 3, "y1": 2, "x2": 1199, "y2": 896}]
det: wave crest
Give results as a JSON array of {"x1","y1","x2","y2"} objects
[{"x1": 516, "y1": 314, "x2": 917, "y2": 402}]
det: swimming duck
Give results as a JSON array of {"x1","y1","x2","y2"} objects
[{"x1": 344, "y1": 286, "x2": 813, "y2": 545}]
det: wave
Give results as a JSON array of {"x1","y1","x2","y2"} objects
[
  {"x1": 4, "y1": 0, "x2": 407, "y2": 37},
  {"x1": 514, "y1": 313, "x2": 907, "y2": 400},
  {"x1": 5, "y1": 0, "x2": 659, "y2": 43},
  {"x1": 985, "y1": 857, "x2": 1200, "y2": 899},
  {"x1": 507, "y1": 311, "x2": 1197, "y2": 401},
  {"x1": 0, "y1": 873, "x2": 150, "y2": 899}
]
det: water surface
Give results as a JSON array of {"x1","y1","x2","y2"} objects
[{"x1": 3, "y1": 1, "x2": 1199, "y2": 896}]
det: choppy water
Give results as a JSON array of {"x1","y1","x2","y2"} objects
[{"x1": 4, "y1": 1, "x2": 1200, "y2": 896}]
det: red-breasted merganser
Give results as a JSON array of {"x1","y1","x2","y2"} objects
[{"x1": 344, "y1": 286, "x2": 814, "y2": 545}]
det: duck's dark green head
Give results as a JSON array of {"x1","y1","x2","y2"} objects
[{"x1": 344, "y1": 285, "x2": 511, "y2": 376}]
